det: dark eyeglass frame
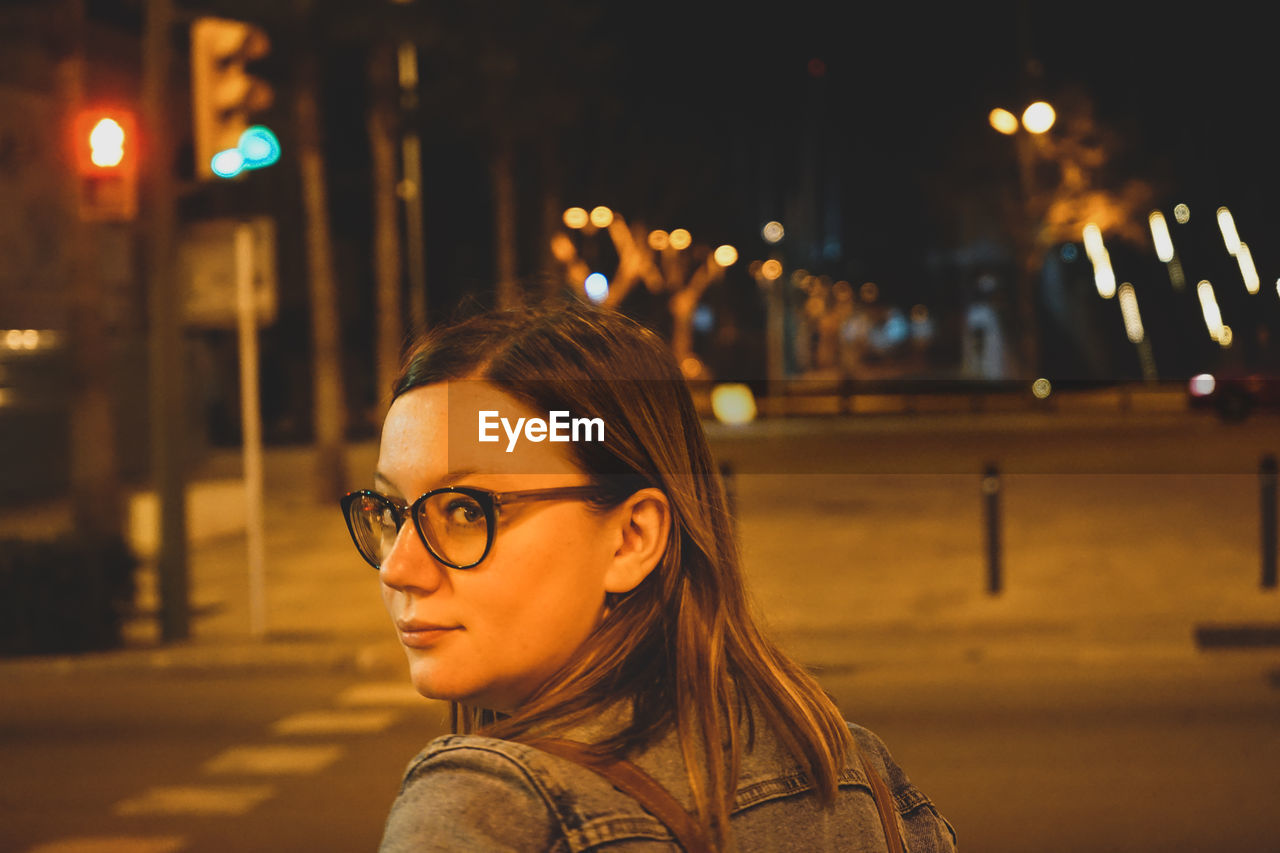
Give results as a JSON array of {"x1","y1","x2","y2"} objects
[{"x1": 340, "y1": 485, "x2": 605, "y2": 570}]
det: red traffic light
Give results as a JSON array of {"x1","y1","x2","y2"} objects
[
  {"x1": 74, "y1": 109, "x2": 137, "y2": 175},
  {"x1": 73, "y1": 109, "x2": 139, "y2": 221}
]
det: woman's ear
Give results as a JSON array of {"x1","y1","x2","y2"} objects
[{"x1": 603, "y1": 488, "x2": 671, "y2": 594}]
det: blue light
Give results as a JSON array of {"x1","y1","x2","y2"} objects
[
  {"x1": 211, "y1": 148, "x2": 246, "y2": 179},
  {"x1": 239, "y1": 125, "x2": 281, "y2": 169},
  {"x1": 584, "y1": 272, "x2": 609, "y2": 304},
  {"x1": 693, "y1": 304, "x2": 714, "y2": 333}
]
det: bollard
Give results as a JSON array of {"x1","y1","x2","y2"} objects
[
  {"x1": 982, "y1": 463, "x2": 1002, "y2": 595},
  {"x1": 718, "y1": 461, "x2": 737, "y2": 527},
  {"x1": 1262, "y1": 455, "x2": 1277, "y2": 589}
]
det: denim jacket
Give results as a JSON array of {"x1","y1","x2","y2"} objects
[{"x1": 379, "y1": 714, "x2": 957, "y2": 852}]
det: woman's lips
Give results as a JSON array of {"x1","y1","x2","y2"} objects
[{"x1": 396, "y1": 622, "x2": 461, "y2": 648}]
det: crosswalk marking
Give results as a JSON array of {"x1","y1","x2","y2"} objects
[
  {"x1": 202, "y1": 744, "x2": 343, "y2": 775},
  {"x1": 271, "y1": 709, "x2": 399, "y2": 735},
  {"x1": 113, "y1": 784, "x2": 274, "y2": 816},
  {"x1": 336, "y1": 681, "x2": 435, "y2": 707}
]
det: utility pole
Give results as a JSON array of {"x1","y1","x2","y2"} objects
[{"x1": 143, "y1": 0, "x2": 190, "y2": 640}]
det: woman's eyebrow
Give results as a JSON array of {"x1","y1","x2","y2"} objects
[{"x1": 373, "y1": 468, "x2": 480, "y2": 495}]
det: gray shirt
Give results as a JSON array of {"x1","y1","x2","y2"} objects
[{"x1": 379, "y1": 717, "x2": 957, "y2": 852}]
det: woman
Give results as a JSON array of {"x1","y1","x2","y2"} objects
[{"x1": 340, "y1": 301, "x2": 956, "y2": 852}]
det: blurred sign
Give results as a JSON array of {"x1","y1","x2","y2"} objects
[{"x1": 177, "y1": 217, "x2": 277, "y2": 327}]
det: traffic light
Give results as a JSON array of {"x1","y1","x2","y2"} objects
[
  {"x1": 73, "y1": 109, "x2": 138, "y2": 221},
  {"x1": 190, "y1": 17, "x2": 275, "y2": 180}
]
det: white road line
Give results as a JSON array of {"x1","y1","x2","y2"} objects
[
  {"x1": 202, "y1": 744, "x2": 343, "y2": 775},
  {"x1": 336, "y1": 681, "x2": 435, "y2": 707},
  {"x1": 271, "y1": 709, "x2": 400, "y2": 735},
  {"x1": 112, "y1": 784, "x2": 274, "y2": 816},
  {"x1": 24, "y1": 838, "x2": 186, "y2": 853}
]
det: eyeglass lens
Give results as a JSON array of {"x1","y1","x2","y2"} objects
[{"x1": 347, "y1": 491, "x2": 490, "y2": 568}]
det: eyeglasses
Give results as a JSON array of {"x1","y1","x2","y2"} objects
[{"x1": 339, "y1": 485, "x2": 605, "y2": 570}]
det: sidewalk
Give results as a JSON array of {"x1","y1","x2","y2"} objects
[{"x1": 3, "y1": 422, "x2": 1279, "y2": 677}]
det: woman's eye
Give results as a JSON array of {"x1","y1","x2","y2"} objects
[{"x1": 445, "y1": 499, "x2": 484, "y2": 525}]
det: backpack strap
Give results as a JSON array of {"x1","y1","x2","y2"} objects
[
  {"x1": 523, "y1": 738, "x2": 713, "y2": 853},
  {"x1": 858, "y1": 748, "x2": 906, "y2": 853}
]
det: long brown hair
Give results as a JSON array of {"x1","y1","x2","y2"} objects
[{"x1": 394, "y1": 300, "x2": 852, "y2": 850}]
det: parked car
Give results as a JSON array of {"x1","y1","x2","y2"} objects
[{"x1": 1187, "y1": 372, "x2": 1280, "y2": 421}]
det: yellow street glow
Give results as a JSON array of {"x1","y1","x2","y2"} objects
[
  {"x1": 1236, "y1": 242, "x2": 1260, "y2": 294},
  {"x1": 1021, "y1": 101, "x2": 1055, "y2": 134},
  {"x1": 1082, "y1": 223, "x2": 1105, "y2": 263},
  {"x1": 710, "y1": 383, "x2": 757, "y2": 425},
  {"x1": 1216, "y1": 206, "x2": 1240, "y2": 256},
  {"x1": 589, "y1": 206, "x2": 614, "y2": 228},
  {"x1": 1093, "y1": 253, "x2": 1116, "y2": 299},
  {"x1": 668, "y1": 228, "x2": 692, "y2": 250},
  {"x1": 1117, "y1": 283, "x2": 1145, "y2": 343},
  {"x1": 1197, "y1": 280, "x2": 1224, "y2": 342},
  {"x1": 1173, "y1": 203, "x2": 1191, "y2": 224},
  {"x1": 713, "y1": 244, "x2": 738, "y2": 267},
  {"x1": 563, "y1": 207, "x2": 588, "y2": 229},
  {"x1": 648, "y1": 229, "x2": 670, "y2": 251},
  {"x1": 1148, "y1": 211, "x2": 1174, "y2": 262},
  {"x1": 989, "y1": 108, "x2": 1018, "y2": 135},
  {"x1": 761, "y1": 221, "x2": 785, "y2": 243},
  {"x1": 760, "y1": 259, "x2": 783, "y2": 281}
]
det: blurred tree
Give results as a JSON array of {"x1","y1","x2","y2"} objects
[{"x1": 417, "y1": 0, "x2": 610, "y2": 308}]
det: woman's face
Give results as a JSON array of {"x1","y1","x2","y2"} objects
[{"x1": 374, "y1": 381, "x2": 621, "y2": 712}]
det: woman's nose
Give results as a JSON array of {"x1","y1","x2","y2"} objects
[{"x1": 378, "y1": 522, "x2": 447, "y2": 594}]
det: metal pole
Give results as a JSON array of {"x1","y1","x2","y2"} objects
[
  {"x1": 983, "y1": 463, "x2": 1002, "y2": 595},
  {"x1": 1262, "y1": 454, "x2": 1277, "y2": 590},
  {"x1": 398, "y1": 42, "x2": 427, "y2": 332},
  {"x1": 236, "y1": 223, "x2": 267, "y2": 636},
  {"x1": 143, "y1": 0, "x2": 189, "y2": 640}
]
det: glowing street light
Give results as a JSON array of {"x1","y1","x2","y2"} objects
[
  {"x1": 1117, "y1": 283, "x2": 1145, "y2": 343},
  {"x1": 1236, "y1": 242, "x2": 1260, "y2": 294},
  {"x1": 1148, "y1": 211, "x2": 1174, "y2": 263},
  {"x1": 668, "y1": 228, "x2": 692, "y2": 250},
  {"x1": 589, "y1": 206, "x2": 614, "y2": 228},
  {"x1": 713, "y1": 244, "x2": 738, "y2": 267},
  {"x1": 761, "y1": 221, "x2": 785, "y2": 243},
  {"x1": 1197, "y1": 280, "x2": 1225, "y2": 342},
  {"x1": 1021, "y1": 101, "x2": 1056, "y2": 134},
  {"x1": 648, "y1": 229, "x2": 669, "y2": 251},
  {"x1": 1216, "y1": 206, "x2": 1240, "y2": 256},
  {"x1": 988, "y1": 108, "x2": 1019, "y2": 135},
  {"x1": 760, "y1": 259, "x2": 783, "y2": 281},
  {"x1": 563, "y1": 207, "x2": 589, "y2": 229}
]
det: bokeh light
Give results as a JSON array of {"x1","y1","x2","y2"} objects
[
  {"x1": 584, "y1": 272, "x2": 609, "y2": 303},
  {"x1": 563, "y1": 207, "x2": 589, "y2": 229},
  {"x1": 589, "y1": 206, "x2": 614, "y2": 228},
  {"x1": 1148, "y1": 211, "x2": 1174, "y2": 262},
  {"x1": 1173, "y1": 203, "x2": 1191, "y2": 224},
  {"x1": 859, "y1": 281, "x2": 879, "y2": 303},
  {"x1": 760, "y1": 259, "x2": 783, "y2": 280},
  {"x1": 761, "y1": 221, "x2": 785, "y2": 243},
  {"x1": 1197, "y1": 280, "x2": 1224, "y2": 342},
  {"x1": 711, "y1": 383, "x2": 757, "y2": 425},
  {"x1": 713, "y1": 244, "x2": 738, "y2": 267},
  {"x1": 1216, "y1": 207, "x2": 1240, "y2": 256},
  {"x1": 1117, "y1": 283, "x2": 1145, "y2": 343},
  {"x1": 988, "y1": 108, "x2": 1018, "y2": 135},
  {"x1": 1032, "y1": 378, "x2": 1052, "y2": 399},
  {"x1": 1021, "y1": 101, "x2": 1055, "y2": 134},
  {"x1": 1236, "y1": 243, "x2": 1260, "y2": 294},
  {"x1": 648, "y1": 229, "x2": 670, "y2": 250},
  {"x1": 668, "y1": 228, "x2": 692, "y2": 250}
]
